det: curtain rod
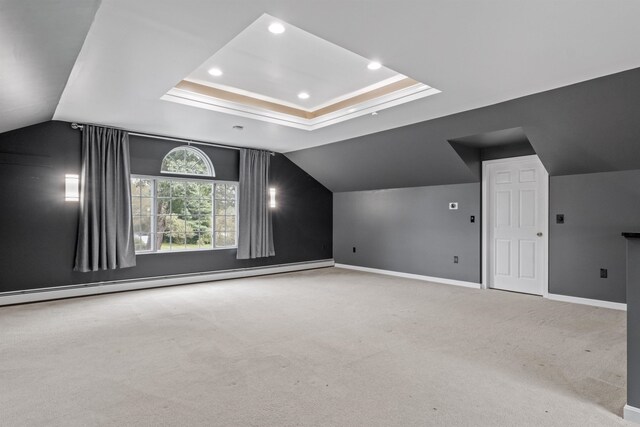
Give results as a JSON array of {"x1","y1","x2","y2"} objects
[{"x1": 70, "y1": 123, "x2": 275, "y2": 155}]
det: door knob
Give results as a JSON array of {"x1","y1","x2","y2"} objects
[{"x1": 537, "y1": 232, "x2": 543, "y2": 237}]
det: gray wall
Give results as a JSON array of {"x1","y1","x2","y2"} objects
[
  {"x1": 549, "y1": 170, "x2": 640, "y2": 303},
  {"x1": 0, "y1": 121, "x2": 333, "y2": 294},
  {"x1": 334, "y1": 169, "x2": 640, "y2": 303},
  {"x1": 334, "y1": 183, "x2": 480, "y2": 283}
]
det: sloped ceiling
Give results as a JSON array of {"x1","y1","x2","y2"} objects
[
  {"x1": 0, "y1": 0, "x2": 101, "y2": 134},
  {"x1": 51, "y1": 0, "x2": 640, "y2": 152},
  {"x1": 2, "y1": 0, "x2": 640, "y2": 191},
  {"x1": 286, "y1": 67, "x2": 640, "y2": 192}
]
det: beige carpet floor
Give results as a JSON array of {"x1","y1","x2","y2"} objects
[{"x1": 0, "y1": 267, "x2": 629, "y2": 426}]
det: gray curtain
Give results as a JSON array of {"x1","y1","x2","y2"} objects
[
  {"x1": 237, "y1": 149, "x2": 275, "y2": 259},
  {"x1": 74, "y1": 125, "x2": 136, "y2": 272}
]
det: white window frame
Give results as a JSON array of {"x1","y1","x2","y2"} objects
[
  {"x1": 131, "y1": 174, "x2": 238, "y2": 254},
  {"x1": 160, "y1": 146, "x2": 216, "y2": 177}
]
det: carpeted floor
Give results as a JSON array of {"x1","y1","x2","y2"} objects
[{"x1": 0, "y1": 267, "x2": 629, "y2": 426}]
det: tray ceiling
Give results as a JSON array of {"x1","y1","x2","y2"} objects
[
  {"x1": 5, "y1": 0, "x2": 635, "y2": 153},
  {"x1": 162, "y1": 14, "x2": 439, "y2": 130}
]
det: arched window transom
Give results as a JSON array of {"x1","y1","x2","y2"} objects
[{"x1": 161, "y1": 146, "x2": 215, "y2": 177}]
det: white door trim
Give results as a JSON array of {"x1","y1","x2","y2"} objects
[{"x1": 481, "y1": 155, "x2": 549, "y2": 297}]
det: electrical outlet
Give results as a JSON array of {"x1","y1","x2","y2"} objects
[
  {"x1": 353, "y1": 247, "x2": 356, "y2": 253},
  {"x1": 454, "y1": 256, "x2": 459, "y2": 264},
  {"x1": 600, "y1": 268, "x2": 608, "y2": 278},
  {"x1": 556, "y1": 214, "x2": 565, "y2": 224}
]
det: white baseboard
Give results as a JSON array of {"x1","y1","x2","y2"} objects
[
  {"x1": 0, "y1": 259, "x2": 335, "y2": 306},
  {"x1": 625, "y1": 404, "x2": 640, "y2": 424},
  {"x1": 334, "y1": 263, "x2": 481, "y2": 289},
  {"x1": 546, "y1": 293, "x2": 626, "y2": 311}
]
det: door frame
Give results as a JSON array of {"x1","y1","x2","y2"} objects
[{"x1": 481, "y1": 154, "x2": 549, "y2": 296}]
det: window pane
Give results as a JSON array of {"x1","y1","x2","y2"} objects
[
  {"x1": 215, "y1": 184, "x2": 226, "y2": 199},
  {"x1": 134, "y1": 237, "x2": 147, "y2": 251},
  {"x1": 171, "y1": 181, "x2": 185, "y2": 198},
  {"x1": 132, "y1": 176, "x2": 220, "y2": 254},
  {"x1": 131, "y1": 198, "x2": 141, "y2": 216},
  {"x1": 226, "y1": 185, "x2": 236, "y2": 199},
  {"x1": 140, "y1": 197, "x2": 152, "y2": 216},
  {"x1": 215, "y1": 200, "x2": 227, "y2": 216},
  {"x1": 156, "y1": 199, "x2": 170, "y2": 216},
  {"x1": 161, "y1": 151, "x2": 184, "y2": 174},
  {"x1": 197, "y1": 214, "x2": 212, "y2": 230},
  {"x1": 225, "y1": 199, "x2": 236, "y2": 215},
  {"x1": 157, "y1": 233, "x2": 171, "y2": 251},
  {"x1": 156, "y1": 214, "x2": 169, "y2": 233},
  {"x1": 214, "y1": 216, "x2": 225, "y2": 232},
  {"x1": 184, "y1": 151, "x2": 206, "y2": 175},
  {"x1": 157, "y1": 180, "x2": 171, "y2": 197},
  {"x1": 225, "y1": 233, "x2": 236, "y2": 247},
  {"x1": 225, "y1": 216, "x2": 236, "y2": 232},
  {"x1": 169, "y1": 199, "x2": 184, "y2": 215},
  {"x1": 131, "y1": 179, "x2": 141, "y2": 196},
  {"x1": 139, "y1": 180, "x2": 152, "y2": 197},
  {"x1": 173, "y1": 233, "x2": 186, "y2": 248},
  {"x1": 199, "y1": 199, "x2": 213, "y2": 216},
  {"x1": 185, "y1": 181, "x2": 199, "y2": 198},
  {"x1": 156, "y1": 233, "x2": 171, "y2": 251},
  {"x1": 161, "y1": 147, "x2": 212, "y2": 176},
  {"x1": 214, "y1": 232, "x2": 226, "y2": 247},
  {"x1": 197, "y1": 233, "x2": 209, "y2": 249},
  {"x1": 134, "y1": 232, "x2": 152, "y2": 251},
  {"x1": 134, "y1": 216, "x2": 151, "y2": 233},
  {"x1": 198, "y1": 182, "x2": 213, "y2": 198},
  {"x1": 201, "y1": 231, "x2": 212, "y2": 247},
  {"x1": 132, "y1": 216, "x2": 142, "y2": 232}
]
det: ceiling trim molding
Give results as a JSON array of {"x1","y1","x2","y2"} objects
[{"x1": 163, "y1": 81, "x2": 440, "y2": 131}]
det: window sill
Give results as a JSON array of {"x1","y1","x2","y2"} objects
[{"x1": 135, "y1": 247, "x2": 237, "y2": 255}]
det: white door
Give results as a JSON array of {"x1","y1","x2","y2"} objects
[{"x1": 484, "y1": 155, "x2": 548, "y2": 295}]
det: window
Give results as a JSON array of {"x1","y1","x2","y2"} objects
[
  {"x1": 131, "y1": 177, "x2": 237, "y2": 252},
  {"x1": 161, "y1": 146, "x2": 215, "y2": 177},
  {"x1": 131, "y1": 146, "x2": 236, "y2": 253}
]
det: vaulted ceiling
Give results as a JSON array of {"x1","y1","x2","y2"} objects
[
  {"x1": 3, "y1": 0, "x2": 640, "y2": 153},
  {"x1": 0, "y1": 0, "x2": 101, "y2": 134},
  {"x1": 2, "y1": 1, "x2": 640, "y2": 191}
]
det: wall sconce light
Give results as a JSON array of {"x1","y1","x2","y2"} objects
[
  {"x1": 269, "y1": 187, "x2": 276, "y2": 208},
  {"x1": 65, "y1": 174, "x2": 80, "y2": 202}
]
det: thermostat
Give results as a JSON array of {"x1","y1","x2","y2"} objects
[{"x1": 449, "y1": 202, "x2": 458, "y2": 210}]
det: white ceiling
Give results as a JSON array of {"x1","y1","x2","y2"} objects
[
  {"x1": 0, "y1": 0, "x2": 100, "y2": 134},
  {"x1": 4, "y1": 0, "x2": 640, "y2": 153},
  {"x1": 186, "y1": 13, "x2": 400, "y2": 110}
]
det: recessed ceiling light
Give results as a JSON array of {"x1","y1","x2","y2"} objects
[
  {"x1": 371, "y1": 111, "x2": 378, "y2": 116},
  {"x1": 208, "y1": 67, "x2": 223, "y2": 77},
  {"x1": 298, "y1": 92, "x2": 310, "y2": 100},
  {"x1": 348, "y1": 108, "x2": 357, "y2": 113},
  {"x1": 268, "y1": 22, "x2": 285, "y2": 34},
  {"x1": 232, "y1": 125, "x2": 244, "y2": 130},
  {"x1": 367, "y1": 61, "x2": 382, "y2": 70}
]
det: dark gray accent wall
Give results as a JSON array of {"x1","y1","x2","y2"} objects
[
  {"x1": 287, "y1": 67, "x2": 640, "y2": 192},
  {"x1": 334, "y1": 184, "x2": 480, "y2": 283},
  {"x1": 549, "y1": 170, "x2": 640, "y2": 303},
  {"x1": 0, "y1": 121, "x2": 332, "y2": 294}
]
